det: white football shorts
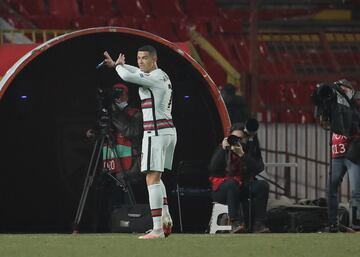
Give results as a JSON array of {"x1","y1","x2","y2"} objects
[{"x1": 141, "y1": 134, "x2": 177, "y2": 172}]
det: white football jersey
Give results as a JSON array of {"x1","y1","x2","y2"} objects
[{"x1": 115, "y1": 64, "x2": 176, "y2": 137}]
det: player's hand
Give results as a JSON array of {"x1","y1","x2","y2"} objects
[
  {"x1": 103, "y1": 51, "x2": 115, "y2": 68},
  {"x1": 115, "y1": 53, "x2": 126, "y2": 66}
]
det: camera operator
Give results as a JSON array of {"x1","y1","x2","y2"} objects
[
  {"x1": 208, "y1": 121, "x2": 270, "y2": 233},
  {"x1": 86, "y1": 83, "x2": 143, "y2": 231},
  {"x1": 315, "y1": 79, "x2": 360, "y2": 232}
]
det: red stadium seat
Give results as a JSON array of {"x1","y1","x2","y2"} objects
[
  {"x1": 208, "y1": 37, "x2": 243, "y2": 71},
  {"x1": 149, "y1": 0, "x2": 185, "y2": 19},
  {"x1": 196, "y1": 47, "x2": 227, "y2": 86},
  {"x1": 174, "y1": 18, "x2": 191, "y2": 41},
  {"x1": 11, "y1": 0, "x2": 75, "y2": 29},
  {"x1": 184, "y1": 17, "x2": 216, "y2": 37},
  {"x1": 142, "y1": 17, "x2": 178, "y2": 42},
  {"x1": 72, "y1": 16, "x2": 108, "y2": 29},
  {"x1": 30, "y1": 16, "x2": 71, "y2": 29},
  {"x1": 108, "y1": 17, "x2": 142, "y2": 30},
  {"x1": 17, "y1": 0, "x2": 47, "y2": 17},
  {"x1": 82, "y1": 0, "x2": 115, "y2": 17},
  {"x1": 183, "y1": 0, "x2": 221, "y2": 18},
  {"x1": 0, "y1": 2, "x2": 34, "y2": 29},
  {"x1": 217, "y1": 17, "x2": 243, "y2": 34},
  {"x1": 48, "y1": 0, "x2": 80, "y2": 18},
  {"x1": 4, "y1": 0, "x2": 22, "y2": 9},
  {"x1": 115, "y1": 0, "x2": 152, "y2": 18}
]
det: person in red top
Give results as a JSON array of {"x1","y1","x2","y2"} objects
[
  {"x1": 208, "y1": 122, "x2": 269, "y2": 233},
  {"x1": 319, "y1": 80, "x2": 360, "y2": 232}
]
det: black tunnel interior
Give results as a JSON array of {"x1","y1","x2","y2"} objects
[{"x1": 0, "y1": 30, "x2": 226, "y2": 233}]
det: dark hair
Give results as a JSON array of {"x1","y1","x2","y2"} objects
[
  {"x1": 138, "y1": 45, "x2": 157, "y2": 56},
  {"x1": 230, "y1": 122, "x2": 244, "y2": 133}
]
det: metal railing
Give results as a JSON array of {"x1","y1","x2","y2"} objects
[{"x1": 0, "y1": 29, "x2": 72, "y2": 45}]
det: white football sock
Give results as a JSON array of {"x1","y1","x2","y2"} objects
[
  {"x1": 148, "y1": 183, "x2": 163, "y2": 230},
  {"x1": 160, "y1": 179, "x2": 170, "y2": 216}
]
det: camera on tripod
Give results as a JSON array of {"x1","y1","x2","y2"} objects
[
  {"x1": 312, "y1": 79, "x2": 360, "y2": 136},
  {"x1": 96, "y1": 85, "x2": 127, "y2": 130}
]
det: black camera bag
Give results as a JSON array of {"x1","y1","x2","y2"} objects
[{"x1": 109, "y1": 204, "x2": 152, "y2": 233}]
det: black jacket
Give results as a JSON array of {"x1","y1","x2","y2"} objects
[{"x1": 208, "y1": 136, "x2": 264, "y2": 181}]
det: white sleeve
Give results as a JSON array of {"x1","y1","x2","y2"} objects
[
  {"x1": 122, "y1": 64, "x2": 139, "y2": 73},
  {"x1": 115, "y1": 65, "x2": 161, "y2": 88}
]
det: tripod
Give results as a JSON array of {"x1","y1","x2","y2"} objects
[{"x1": 72, "y1": 126, "x2": 135, "y2": 233}]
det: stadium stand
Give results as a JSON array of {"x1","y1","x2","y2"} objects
[
  {"x1": 149, "y1": 0, "x2": 185, "y2": 19},
  {"x1": 0, "y1": 0, "x2": 359, "y2": 122},
  {"x1": 2, "y1": 0, "x2": 360, "y2": 234}
]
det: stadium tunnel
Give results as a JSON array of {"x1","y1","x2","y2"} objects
[{"x1": 0, "y1": 27, "x2": 230, "y2": 233}]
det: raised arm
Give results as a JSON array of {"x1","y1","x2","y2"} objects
[
  {"x1": 115, "y1": 65, "x2": 160, "y2": 88},
  {"x1": 122, "y1": 64, "x2": 139, "y2": 73},
  {"x1": 103, "y1": 51, "x2": 160, "y2": 88}
]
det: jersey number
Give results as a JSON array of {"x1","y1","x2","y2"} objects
[{"x1": 332, "y1": 143, "x2": 346, "y2": 155}]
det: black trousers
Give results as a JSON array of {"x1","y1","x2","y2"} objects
[{"x1": 212, "y1": 179, "x2": 269, "y2": 227}]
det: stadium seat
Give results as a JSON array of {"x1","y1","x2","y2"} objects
[
  {"x1": 108, "y1": 17, "x2": 141, "y2": 30},
  {"x1": 183, "y1": 0, "x2": 221, "y2": 18},
  {"x1": 173, "y1": 18, "x2": 191, "y2": 41},
  {"x1": 0, "y1": 1, "x2": 34, "y2": 29},
  {"x1": 149, "y1": 0, "x2": 186, "y2": 19},
  {"x1": 17, "y1": 0, "x2": 47, "y2": 18},
  {"x1": 115, "y1": 0, "x2": 152, "y2": 18},
  {"x1": 48, "y1": 0, "x2": 80, "y2": 19},
  {"x1": 4, "y1": 0, "x2": 22, "y2": 9},
  {"x1": 194, "y1": 46, "x2": 227, "y2": 86},
  {"x1": 216, "y1": 17, "x2": 243, "y2": 34},
  {"x1": 31, "y1": 16, "x2": 71, "y2": 29},
  {"x1": 72, "y1": 16, "x2": 108, "y2": 29},
  {"x1": 184, "y1": 18, "x2": 216, "y2": 37},
  {"x1": 10, "y1": 0, "x2": 76, "y2": 29},
  {"x1": 221, "y1": 7, "x2": 321, "y2": 21},
  {"x1": 221, "y1": 8, "x2": 248, "y2": 21},
  {"x1": 208, "y1": 37, "x2": 243, "y2": 71},
  {"x1": 82, "y1": 0, "x2": 115, "y2": 17},
  {"x1": 141, "y1": 17, "x2": 178, "y2": 42}
]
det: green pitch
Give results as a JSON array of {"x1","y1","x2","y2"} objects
[{"x1": 0, "y1": 233, "x2": 359, "y2": 257}]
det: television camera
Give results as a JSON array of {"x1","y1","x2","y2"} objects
[{"x1": 312, "y1": 79, "x2": 360, "y2": 137}]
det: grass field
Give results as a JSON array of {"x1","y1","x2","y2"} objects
[{"x1": 1, "y1": 233, "x2": 360, "y2": 257}]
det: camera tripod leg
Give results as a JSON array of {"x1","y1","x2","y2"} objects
[
  {"x1": 126, "y1": 180, "x2": 136, "y2": 205},
  {"x1": 104, "y1": 172, "x2": 136, "y2": 205},
  {"x1": 72, "y1": 136, "x2": 105, "y2": 233}
]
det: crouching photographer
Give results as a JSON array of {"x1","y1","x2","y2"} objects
[
  {"x1": 208, "y1": 120, "x2": 270, "y2": 233},
  {"x1": 312, "y1": 79, "x2": 360, "y2": 232},
  {"x1": 86, "y1": 83, "x2": 143, "y2": 231}
]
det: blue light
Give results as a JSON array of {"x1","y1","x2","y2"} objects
[
  {"x1": 20, "y1": 95, "x2": 29, "y2": 100},
  {"x1": 184, "y1": 95, "x2": 190, "y2": 100}
]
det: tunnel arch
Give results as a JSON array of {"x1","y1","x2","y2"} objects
[{"x1": 0, "y1": 27, "x2": 230, "y2": 232}]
